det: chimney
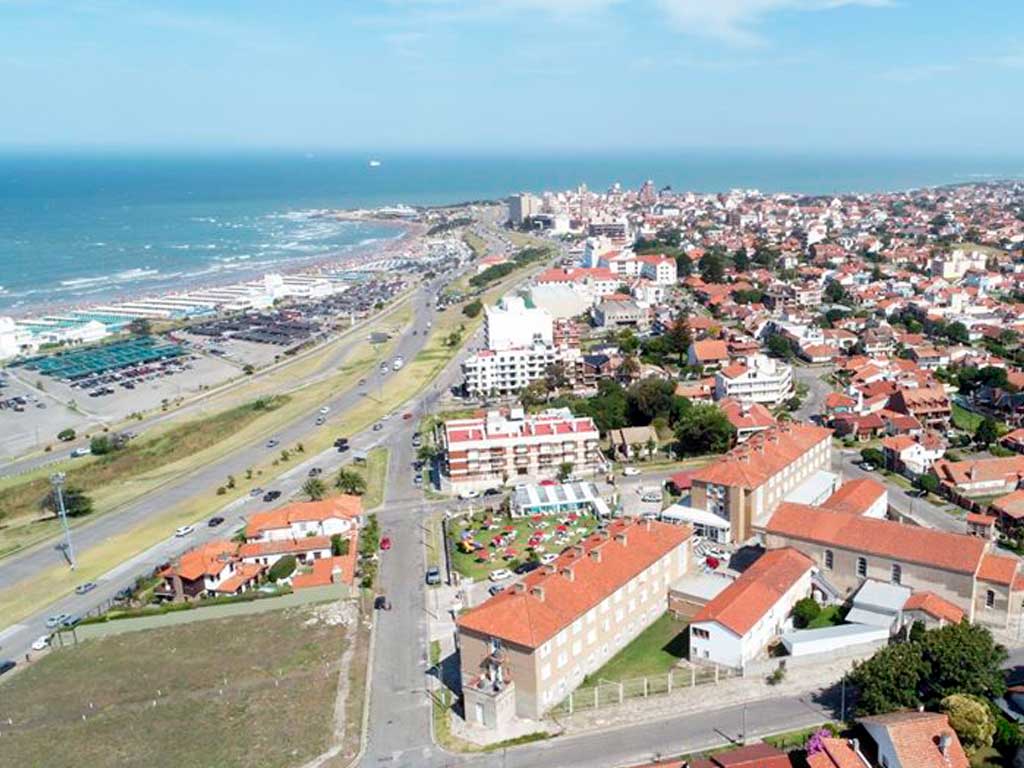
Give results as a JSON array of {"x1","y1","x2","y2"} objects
[
  {"x1": 614, "y1": 532, "x2": 628, "y2": 546},
  {"x1": 512, "y1": 582, "x2": 526, "y2": 594},
  {"x1": 938, "y1": 733, "x2": 952, "y2": 757},
  {"x1": 542, "y1": 564, "x2": 556, "y2": 575},
  {"x1": 530, "y1": 585, "x2": 545, "y2": 601},
  {"x1": 589, "y1": 548, "x2": 602, "y2": 563},
  {"x1": 560, "y1": 566, "x2": 575, "y2": 582}
]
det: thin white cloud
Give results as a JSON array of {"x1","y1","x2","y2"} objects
[
  {"x1": 882, "y1": 63, "x2": 956, "y2": 82},
  {"x1": 655, "y1": 0, "x2": 893, "y2": 45}
]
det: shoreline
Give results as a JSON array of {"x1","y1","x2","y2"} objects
[{"x1": 1, "y1": 216, "x2": 426, "y2": 321}]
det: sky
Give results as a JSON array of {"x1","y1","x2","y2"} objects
[{"x1": 1, "y1": 0, "x2": 1022, "y2": 153}]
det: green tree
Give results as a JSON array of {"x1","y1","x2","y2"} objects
[
  {"x1": 733, "y1": 249, "x2": 750, "y2": 272},
  {"x1": 335, "y1": 467, "x2": 367, "y2": 496},
  {"x1": 975, "y1": 417, "x2": 1000, "y2": 447},
  {"x1": 940, "y1": 694, "x2": 996, "y2": 754},
  {"x1": 946, "y1": 321, "x2": 970, "y2": 345},
  {"x1": 791, "y1": 597, "x2": 822, "y2": 628},
  {"x1": 921, "y1": 621, "x2": 1007, "y2": 702},
  {"x1": 766, "y1": 333, "x2": 795, "y2": 361},
  {"x1": 860, "y1": 447, "x2": 885, "y2": 467},
  {"x1": 544, "y1": 362, "x2": 569, "y2": 392},
  {"x1": 849, "y1": 642, "x2": 930, "y2": 715},
  {"x1": 557, "y1": 462, "x2": 574, "y2": 481},
  {"x1": 302, "y1": 477, "x2": 327, "y2": 500},
  {"x1": 916, "y1": 473, "x2": 940, "y2": 494},
  {"x1": 89, "y1": 435, "x2": 114, "y2": 455},
  {"x1": 626, "y1": 378, "x2": 678, "y2": 426},
  {"x1": 41, "y1": 486, "x2": 94, "y2": 518},
  {"x1": 330, "y1": 534, "x2": 350, "y2": 557},
  {"x1": 267, "y1": 554, "x2": 297, "y2": 583},
  {"x1": 664, "y1": 308, "x2": 693, "y2": 366},
  {"x1": 675, "y1": 252, "x2": 693, "y2": 277},
  {"x1": 674, "y1": 402, "x2": 735, "y2": 457},
  {"x1": 519, "y1": 379, "x2": 550, "y2": 409},
  {"x1": 824, "y1": 280, "x2": 851, "y2": 305},
  {"x1": 462, "y1": 299, "x2": 483, "y2": 318},
  {"x1": 699, "y1": 250, "x2": 726, "y2": 283}
]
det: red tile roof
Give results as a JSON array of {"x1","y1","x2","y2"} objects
[
  {"x1": 692, "y1": 548, "x2": 813, "y2": 636},
  {"x1": 245, "y1": 496, "x2": 362, "y2": 538},
  {"x1": 210, "y1": 563, "x2": 264, "y2": 594},
  {"x1": 993, "y1": 489, "x2": 1024, "y2": 520},
  {"x1": 765, "y1": 503, "x2": 988, "y2": 575},
  {"x1": 806, "y1": 738, "x2": 865, "y2": 768},
  {"x1": 692, "y1": 339, "x2": 730, "y2": 362},
  {"x1": 691, "y1": 423, "x2": 832, "y2": 490},
  {"x1": 718, "y1": 398, "x2": 776, "y2": 431},
  {"x1": 821, "y1": 478, "x2": 886, "y2": 516},
  {"x1": 860, "y1": 711, "x2": 968, "y2": 768},
  {"x1": 977, "y1": 552, "x2": 1019, "y2": 586},
  {"x1": 456, "y1": 519, "x2": 691, "y2": 649},
  {"x1": 238, "y1": 535, "x2": 332, "y2": 559},
  {"x1": 903, "y1": 591, "x2": 965, "y2": 624},
  {"x1": 166, "y1": 540, "x2": 238, "y2": 581}
]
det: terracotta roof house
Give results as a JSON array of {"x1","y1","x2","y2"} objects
[
  {"x1": 457, "y1": 518, "x2": 693, "y2": 726},
  {"x1": 932, "y1": 455, "x2": 1024, "y2": 496},
  {"x1": 902, "y1": 591, "x2": 965, "y2": 627},
  {"x1": 859, "y1": 711, "x2": 968, "y2": 768},
  {"x1": 689, "y1": 548, "x2": 814, "y2": 669},
  {"x1": 887, "y1": 386, "x2": 951, "y2": 429},
  {"x1": 718, "y1": 398, "x2": 776, "y2": 443},
  {"x1": 688, "y1": 339, "x2": 730, "y2": 372},
  {"x1": 820, "y1": 478, "x2": 887, "y2": 518}
]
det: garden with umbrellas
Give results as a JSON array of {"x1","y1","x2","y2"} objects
[{"x1": 449, "y1": 507, "x2": 598, "y2": 580}]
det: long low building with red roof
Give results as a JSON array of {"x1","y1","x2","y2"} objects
[
  {"x1": 457, "y1": 518, "x2": 692, "y2": 727},
  {"x1": 763, "y1": 502, "x2": 1023, "y2": 627}
]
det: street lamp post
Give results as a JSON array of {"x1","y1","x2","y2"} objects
[{"x1": 51, "y1": 472, "x2": 76, "y2": 570}]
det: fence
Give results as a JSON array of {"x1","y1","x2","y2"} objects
[{"x1": 551, "y1": 664, "x2": 733, "y2": 716}]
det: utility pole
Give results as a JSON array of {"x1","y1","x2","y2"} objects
[
  {"x1": 840, "y1": 675, "x2": 847, "y2": 723},
  {"x1": 51, "y1": 472, "x2": 76, "y2": 570}
]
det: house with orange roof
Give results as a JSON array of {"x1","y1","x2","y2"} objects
[
  {"x1": 690, "y1": 422, "x2": 833, "y2": 543},
  {"x1": 820, "y1": 478, "x2": 887, "y2": 519},
  {"x1": 859, "y1": 711, "x2": 968, "y2": 768},
  {"x1": 717, "y1": 398, "x2": 776, "y2": 443},
  {"x1": 881, "y1": 432, "x2": 945, "y2": 477},
  {"x1": 689, "y1": 548, "x2": 814, "y2": 669},
  {"x1": 687, "y1": 339, "x2": 730, "y2": 372},
  {"x1": 887, "y1": 385, "x2": 951, "y2": 429},
  {"x1": 457, "y1": 518, "x2": 692, "y2": 727},
  {"x1": 902, "y1": 591, "x2": 965, "y2": 628},
  {"x1": 932, "y1": 454, "x2": 1024, "y2": 496},
  {"x1": 157, "y1": 540, "x2": 263, "y2": 601},
  {"x1": 714, "y1": 354, "x2": 794, "y2": 407},
  {"x1": 245, "y1": 496, "x2": 361, "y2": 542},
  {"x1": 764, "y1": 502, "x2": 1023, "y2": 628}
]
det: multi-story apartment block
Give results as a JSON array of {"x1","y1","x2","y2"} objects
[
  {"x1": 714, "y1": 354, "x2": 794, "y2": 406},
  {"x1": 690, "y1": 423, "x2": 833, "y2": 543},
  {"x1": 457, "y1": 518, "x2": 692, "y2": 728},
  {"x1": 637, "y1": 254, "x2": 678, "y2": 285},
  {"x1": 442, "y1": 408, "x2": 603, "y2": 491},
  {"x1": 461, "y1": 345, "x2": 581, "y2": 397}
]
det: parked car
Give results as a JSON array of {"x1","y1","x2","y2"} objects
[
  {"x1": 45, "y1": 613, "x2": 71, "y2": 629},
  {"x1": 208, "y1": 516, "x2": 225, "y2": 527},
  {"x1": 0, "y1": 660, "x2": 15, "y2": 676},
  {"x1": 623, "y1": 466, "x2": 641, "y2": 476},
  {"x1": 250, "y1": 487, "x2": 264, "y2": 497},
  {"x1": 514, "y1": 561, "x2": 541, "y2": 575},
  {"x1": 539, "y1": 553, "x2": 558, "y2": 565},
  {"x1": 61, "y1": 616, "x2": 81, "y2": 628},
  {"x1": 483, "y1": 488, "x2": 501, "y2": 497},
  {"x1": 262, "y1": 490, "x2": 281, "y2": 503},
  {"x1": 315, "y1": 416, "x2": 326, "y2": 426},
  {"x1": 70, "y1": 447, "x2": 90, "y2": 458},
  {"x1": 334, "y1": 437, "x2": 350, "y2": 448},
  {"x1": 861, "y1": 462, "x2": 876, "y2": 472},
  {"x1": 425, "y1": 566, "x2": 442, "y2": 585},
  {"x1": 459, "y1": 488, "x2": 480, "y2": 500},
  {"x1": 488, "y1": 568, "x2": 512, "y2": 582},
  {"x1": 380, "y1": 536, "x2": 392, "y2": 551},
  {"x1": 31, "y1": 635, "x2": 50, "y2": 652},
  {"x1": 373, "y1": 422, "x2": 383, "y2": 431},
  {"x1": 413, "y1": 474, "x2": 423, "y2": 485},
  {"x1": 488, "y1": 584, "x2": 506, "y2": 596},
  {"x1": 265, "y1": 438, "x2": 279, "y2": 449},
  {"x1": 308, "y1": 467, "x2": 322, "y2": 477},
  {"x1": 174, "y1": 525, "x2": 195, "y2": 538},
  {"x1": 319, "y1": 406, "x2": 330, "y2": 415},
  {"x1": 74, "y1": 581, "x2": 97, "y2": 595},
  {"x1": 641, "y1": 492, "x2": 662, "y2": 503}
]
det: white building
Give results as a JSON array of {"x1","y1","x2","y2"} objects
[
  {"x1": 714, "y1": 354, "x2": 794, "y2": 407},
  {"x1": 637, "y1": 254, "x2": 678, "y2": 285},
  {"x1": 484, "y1": 296, "x2": 553, "y2": 352},
  {"x1": 462, "y1": 345, "x2": 580, "y2": 397},
  {"x1": 0, "y1": 317, "x2": 34, "y2": 360},
  {"x1": 689, "y1": 548, "x2": 814, "y2": 670}
]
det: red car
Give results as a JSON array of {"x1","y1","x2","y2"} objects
[{"x1": 380, "y1": 537, "x2": 392, "y2": 551}]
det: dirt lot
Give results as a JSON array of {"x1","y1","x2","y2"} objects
[{"x1": 0, "y1": 602, "x2": 357, "y2": 768}]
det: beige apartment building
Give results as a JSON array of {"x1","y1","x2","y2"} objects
[
  {"x1": 764, "y1": 502, "x2": 1024, "y2": 628},
  {"x1": 442, "y1": 408, "x2": 603, "y2": 492},
  {"x1": 456, "y1": 519, "x2": 692, "y2": 728},
  {"x1": 690, "y1": 423, "x2": 833, "y2": 543}
]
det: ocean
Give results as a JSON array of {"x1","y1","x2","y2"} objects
[{"x1": 2, "y1": 150, "x2": 1023, "y2": 314}]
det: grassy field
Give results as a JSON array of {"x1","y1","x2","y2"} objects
[
  {"x1": 349, "y1": 447, "x2": 389, "y2": 511},
  {"x1": 463, "y1": 230, "x2": 488, "y2": 259},
  {"x1": 0, "y1": 396, "x2": 288, "y2": 558},
  {"x1": 807, "y1": 605, "x2": 845, "y2": 629},
  {"x1": 586, "y1": 613, "x2": 689, "y2": 682},
  {"x1": 449, "y1": 509, "x2": 599, "y2": 581},
  {"x1": 0, "y1": 604, "x2": 351, "y2": 768}
]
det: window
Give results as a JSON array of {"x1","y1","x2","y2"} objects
[
  {"x1": 855, "y1": 557, "x2": 868, "y2": 578},
  {"x1": 692, "y1": 627, "x2": 710, "y2": 640},
  {"x1": 987, "y1": 589, "x2": 996, "y2": 609},
  {"x1": 890, "y1": 563, "x2": 902, "y2": 585},
  {"x1": 824, "y1": 549, "x2": 834, "y2": 570},
  {"x1": 489, "y1": 637, "x2": 503, "y2": 654}
]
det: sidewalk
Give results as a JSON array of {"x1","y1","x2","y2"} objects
[{"x1": 552, "y1": 655, "x2": 851, "y2": 736}]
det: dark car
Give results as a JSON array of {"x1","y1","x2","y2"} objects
[
  {"x1": 425, "y1": 566, "x2": 442, "y2": 585},
  {"x1": 334, "y1": 437, "x2": 349, "y2": 449},
  {"x1": 488, "y1": 584, "x2": 506, "y2": 597},
  {"x1": 308, "y1": 467, "x2": 322, "y2": 478},
  {"x1": 483, "y1": 488, "x2": 502, "y2": 497},
  {"x1": 208, "y1": 516, "x2": 225, "y2": 527},
  {"x1": 262, "y1": 490, "x2": 281, "y2": 503},
  {"x1": 514, "y1": 561, "x2": 541, "y2": 575},
  {"x1": 0, "y1": 660, "x2": 16, "y2": 676}
]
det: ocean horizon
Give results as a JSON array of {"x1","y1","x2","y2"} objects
[{"x1": 3, "y1": 149, "x2": 1023, "y2": 315}]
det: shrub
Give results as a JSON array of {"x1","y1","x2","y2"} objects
[
  {"x1": 792, "y1": 597, "x2": 822, "y2": 628},
  {"x1": 331, "y1": 534, "x2": 350, "y2": 556},
  {"x1": 267, "y1": 555, "x2": 297, "y2": 583},
  {"x1": 941, "y1": 694, "x2": 996, "y2": 753},
  {"x1": 90, "y1": 435, "x2": 113, "y2": 455}
]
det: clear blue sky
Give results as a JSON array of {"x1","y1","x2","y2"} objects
[{"x1": 2, "y1": 0, "x2": 1021, "y2": 153}]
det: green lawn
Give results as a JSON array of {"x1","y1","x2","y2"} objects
[
  {"x1": 0, "y1": 604, "x2": 351, "y2": 768},
  {"x1": 348, "y1": 447, "x2": 389, "y2": 510},
  {"x1": 807, "y1": 605, "x2": 845, "y2": 629},
  {"x1": 586, "y1": 613, "x2": 689, "y2": 682},
  {"x1": 952, "y1": 404, "x2": 984, "y2": 432},
  {"x1": 449, "y1": 510, "x2": 598, "y2": 581}
]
